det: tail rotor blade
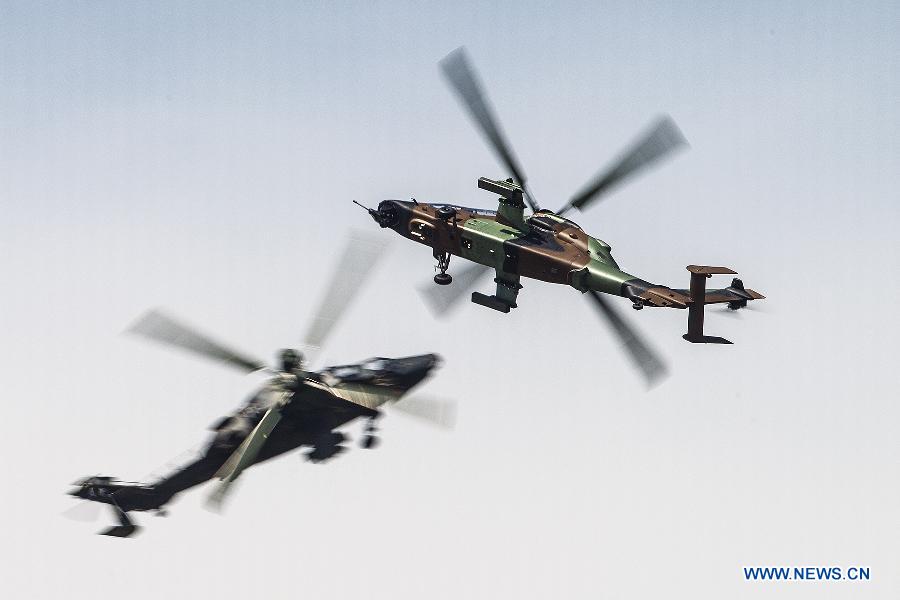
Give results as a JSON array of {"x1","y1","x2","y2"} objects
[
  {"x1": 302, "y1": 231, "x2": 388, "y2": 353},
  {"x1": 559, "y1": 116, "x2": 687, "y2": 216},
  {"x1": 716, "y1": 303, "x2": 766, "y2": 319},
  {"x1": 126, "y1": 309, "x2": 268, "y2": 373},
  {"x1": 440, "y1": 47, "x2": 540, "y2": 212},
  {"x1": 418, "y1": 262, "x2": 492, "y2": 317},
  {"x1": 587, "y1": 291, "x2": 668, "y2": 387}
]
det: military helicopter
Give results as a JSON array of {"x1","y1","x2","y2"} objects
[
  {"x1": 67, "y1": 235, "x2": 449, "y2": 537},
  {"x1": 360, "y1": 48, "x2": 764, "y2": 384}
]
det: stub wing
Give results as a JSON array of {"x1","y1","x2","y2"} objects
[{"x1": 471, "y1": 270, "x2": 522, "y2": 313}]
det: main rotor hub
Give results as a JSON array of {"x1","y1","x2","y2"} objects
[{"x1": 279, "y1": 348, "x2": 304, "y2": 372}]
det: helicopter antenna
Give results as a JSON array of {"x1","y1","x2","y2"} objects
[{"x1": 352, "y1": 200, "x2": 373, "y2": 212}]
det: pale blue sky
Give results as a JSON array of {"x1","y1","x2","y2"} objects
[{"x1": 1, "y1": 2, "x2": 897, "y2": 599}]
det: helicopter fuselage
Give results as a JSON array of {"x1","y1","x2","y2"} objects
[
  {"x1": 372, "y1": 198, "x2": 690, "y2": 309},
  {"x1": 69, "y1": 353, "x2": 441, "y2": 535}
]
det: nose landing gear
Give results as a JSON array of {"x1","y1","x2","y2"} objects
[{"x1": 433, "y1": 250, "x2": 452, "y2": 285}]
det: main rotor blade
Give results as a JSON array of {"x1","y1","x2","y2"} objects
[
  {"x1": 302, "y1": 231, "x2": 388, "y2": 353},
  {"x1": 440, "y1": 47, "x2": 540, "y2": 212},
  {"x1": 391, "y1": 394, "x2": 457, "y2": 429},
  {"x1": 587, "y1": 291, "x2": 668, "y2": 387},
  {"x1": 127, "y1": 309, "x2": 268, "y2": 373},
  {"x1": 207, "y1": 394, "x2": 288, "y2": 509},
  {"x1": 558, "y1": 116, "x2": 687, "y2": 216},
  {"x1": 418, "y1": 262, "x2": 492, "y2": 317}
]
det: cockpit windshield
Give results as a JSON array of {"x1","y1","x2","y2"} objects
[{"x1": 431, "y1": 204, "x2": 496, "y2": 217}]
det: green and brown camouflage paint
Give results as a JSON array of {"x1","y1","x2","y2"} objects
[
  {"x1": 368, "y1": 177, "x2": 763, "y2": 312},
  {"x1": 372, "y1": 199, "x2": 696, "y2": 310}
]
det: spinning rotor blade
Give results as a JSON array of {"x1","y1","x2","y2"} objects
[
  {"x1": 62, "y1": 501, "x2": 102, "y2": 523},
  {"x1": 302, "y1": 231, "x2": 388, "y2": 353},
  {"x1": 391, "y1": 394, "x2": 457, "y2": 429},
  {"x1": 559, "y1": 116, "x2": 687, "y2": 216},
  {"x1": 419, "y1": 262, "x2": 492, "y2": 316},
  {"x1": 587, "y1": 291, "x2": 668, "y2": 387},
  {"x1": 127, "y1": 310, "x2": 268, "y2": 373},
  {"x1": 207, "y1": 391, "x2": 290, "y2": 509},
  {"x1": 716, "y1": 303, "x2": 766, "y2": 319},
  {"x1": 440, "y1": 47, "x2": 540, "y2": 212}
]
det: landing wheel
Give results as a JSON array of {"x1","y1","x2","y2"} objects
[
  {"x1": 434, "y1": 273, "x2": 453, "y2": 285},
  {"x1": 433, "y1": 250, "x2": 452, "y2": 286},
  {"x1": 362, "y1": 416, "x2": 380, "y2": 448}
]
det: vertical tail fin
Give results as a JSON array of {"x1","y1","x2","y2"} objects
[{"x1": 683, "y1": 266, "x2": 736, "y2": 344}]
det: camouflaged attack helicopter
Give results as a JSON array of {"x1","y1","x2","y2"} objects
[
  {"x1": 67, "y1": 235, "x2": 449, "y2": 537},
  {"x1": 360, "y1": 48, "x2": 764, "y2": 385}
]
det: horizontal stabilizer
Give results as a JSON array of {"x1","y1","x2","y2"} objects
[{"x1": 686, "y1": 265, "x2": 737, "y2": 275}]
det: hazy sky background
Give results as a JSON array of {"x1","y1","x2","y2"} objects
[{"x1": 1, "y1": 2, "x2": 897, "y2": 598}]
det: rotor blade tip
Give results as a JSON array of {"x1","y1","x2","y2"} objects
[
  {"x1": 657, "y1": 115, "x2": 689, "y2": 147},
  {"x1": 440, "y1": 46, "x2": 467, "y2": 67}
]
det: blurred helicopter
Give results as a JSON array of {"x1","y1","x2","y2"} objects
[
  {"x1": 68, "y1": 235, "x2": 449, "y2": 537},
  {"x1": 360, "y1": 48, "x2": 764, "y2": 385}
]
